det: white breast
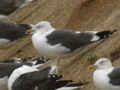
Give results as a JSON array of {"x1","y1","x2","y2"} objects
[
  {"x1": 8, "y1": 65, "x2": 38, "y2": 90},
  {"x1": 93, "y1": 68, "x2": 120, "y2": 90},
  {"x1": 32, "y1": 31, "x2": 70, "y2": 57}
]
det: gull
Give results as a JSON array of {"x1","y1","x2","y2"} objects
[
  {"x1": 26, "y1": 21, "x2": 116, "y2": 66},
  {"x1": 8, "y1": 64, "x2": 87, "y2": 90},
  {"x1": 0, "y1": 21, "x2": 32, "y2": 48},
  {"x1": 89, "y1": 58, "x2": 120, "y2": 90}
]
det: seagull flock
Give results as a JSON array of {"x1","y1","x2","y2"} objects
[{"x1": 0, "y1": 2, "x2": 119, "y2": 90}]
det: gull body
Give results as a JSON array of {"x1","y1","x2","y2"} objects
[
  {"x1": 8, "y1": 64, "x2": 87, "y2": 90},
  {"x1": 0, "y1": 21, "x2": 32, "y2": 45},
  {"x1": 27, "y1": 21, "x2": 115, "y2": 58},
  {"x1": 90, "y1": 58, "x2": 120, "y2": 90}
]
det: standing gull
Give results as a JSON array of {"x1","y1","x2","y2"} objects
[
  {"x1": 89, "y1": 58, "x2": 120, "y2": 90},
  {"x1": 26, "y1": 21, "x2": 116, "y2": 57},
  {"x1": 26, "y1": 21, "x2": 116, "y2": 66},
  {"x1": 0, "y1": 21, "x2": 32, "y2": 46}
]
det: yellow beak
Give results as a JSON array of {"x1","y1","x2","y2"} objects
[
  {"x1": 26, "y1": 29, "x2": 35, "y2": 35},
  {"x1": 88, "y1": 65, "x2": 97, "y2": 70}
]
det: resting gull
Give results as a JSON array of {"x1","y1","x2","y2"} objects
[
  {"x1": 0, "y1": 0, "x2": 33, "y2": 15},
  {"x1": 8, "y1": 64, "x2": 87, "y2": 90},
  {"x1": 89, "y1": 58, "x2": 120, "y2": 90},
  {"x1": 0, "y1": 57, "x2": 44, "y2": 90},
  {"x1": 0, "y1": 21, "x2": 32, "y2": 46}
]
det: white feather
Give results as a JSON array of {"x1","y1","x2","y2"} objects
[
  {"x1": 93, "y1": 67, "x2": 119, "y2": 90},
  {"x1": 91, "y1": 35, "x2": 100, "y2": 41},
  {"x1": 32, "y1": 30, "x2": 70, "y2": 57},
  {"x1": 75, "y1": 31, "x2": 81, "y2": 34},
  {"x1": 0, "y1": 39, "x2": 10, "y2": 45},
  {"x1": 85, "y1": 31, "x2": 98, "y2": 34},
  {"x1": 19, "y1": 0, "x2": 33, "y2": 8},
  {"x1": 93, "y1": 58, "x2": 120, "y2": 90},
  {"x1": 8, "y1": 65, "x2": 38, "y2": 90},
  {"x1": 56, "y1": 86, "x2": 80, "y2": 90}
]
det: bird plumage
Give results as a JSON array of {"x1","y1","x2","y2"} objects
[
  {"x1": 90, "y1": 58, "x2": 120, "y2": 90},
  {"x1": 0, "y1": 21, "x2": 32, "y2": 45},
  {"x1": 8, "y1": 64, "x2": 87, "y2": 90},
  {"x1": 27, "y1": 21, "x2": 116, "y2": 57}
]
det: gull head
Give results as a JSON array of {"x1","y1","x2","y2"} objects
[
  {"x1": 26, "y1": 21, "x2": 54, "y2": 35},
  {"x1": 35, "y1": 21, "x2": 52, "y2": 30},
  {"x1": 89, "y1": 58, "x2": 113, "y2": 70}
]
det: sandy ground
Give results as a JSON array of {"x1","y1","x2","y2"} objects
[{"x1": 1, "y1": 0, "x2": 120, "y2": 90}]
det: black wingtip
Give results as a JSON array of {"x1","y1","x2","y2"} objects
[
  {"x1": 96, "y1": 29, "x2": 117, "y2": 39},
  {"x1": 66, "y1": 81, "x2": 89, "y2": 87},
  {"x1": 111, "y1": 29, "x2": 118, "y2": 34}
]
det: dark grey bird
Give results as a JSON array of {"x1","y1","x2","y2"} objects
[
  {"x1": 0, "y1": 0, "x2": 33, "y2": 15},
  {"x1": 8, "y1": 65, "x2": 87, "y2": 90},
  {"x1": 0, "y1": 21, "x2": 32, "y2": 46},
  {"x1": 37, "y1": 74, "x2": 88, "y2": 90}
]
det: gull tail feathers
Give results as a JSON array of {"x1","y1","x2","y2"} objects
[
  {"x1": 91, "y1": 29, "x2": 117, "y2": 42},
  {"x1": 96, "y1": 29, "x2": 117, "y2": 40}
]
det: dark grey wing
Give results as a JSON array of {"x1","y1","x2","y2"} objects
[
  {"x1": 0, "y1": 59, "x2": 15, "y2": 63},
  {"x1": 11, "y1": 67, "x2": 51, "y2": 90},
  {"x1": 38, "y1": 79, "x2": 88, "y2": 90},
  {"x1": 0, "y1": 21, "x2": 31, "y2": 41},
  {"x1": 108, "y1": 67, "x2": 120, "y2": 86},
  {"x1": 22, "y1": 66, "x2": 51, "y2": 82},
  {"x1": 45, "y1": 80, "x2": 72, "y2": 90},
  {"x1": 47, "y1": 30, "x2": 94, "y2": 52},
  {"x1": 0, "y1": 0, "x2": 16, "y2": 15},
  {"x1": 0, "y1": 0, "x2": 26, "y2": 15},
  {"x1": 37, "y1": 74, "x2": 63, "y2": 90},
  {"x1": 0, "y1": 63, "x2": 22, "y2": 78}
]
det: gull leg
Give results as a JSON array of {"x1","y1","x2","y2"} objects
[
  {"x1": 52, "y1": 58, "x2": 59, "y2": 74},
  {"x1": 53, "y1": 57, "x2": 61, "y2": 74}
]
